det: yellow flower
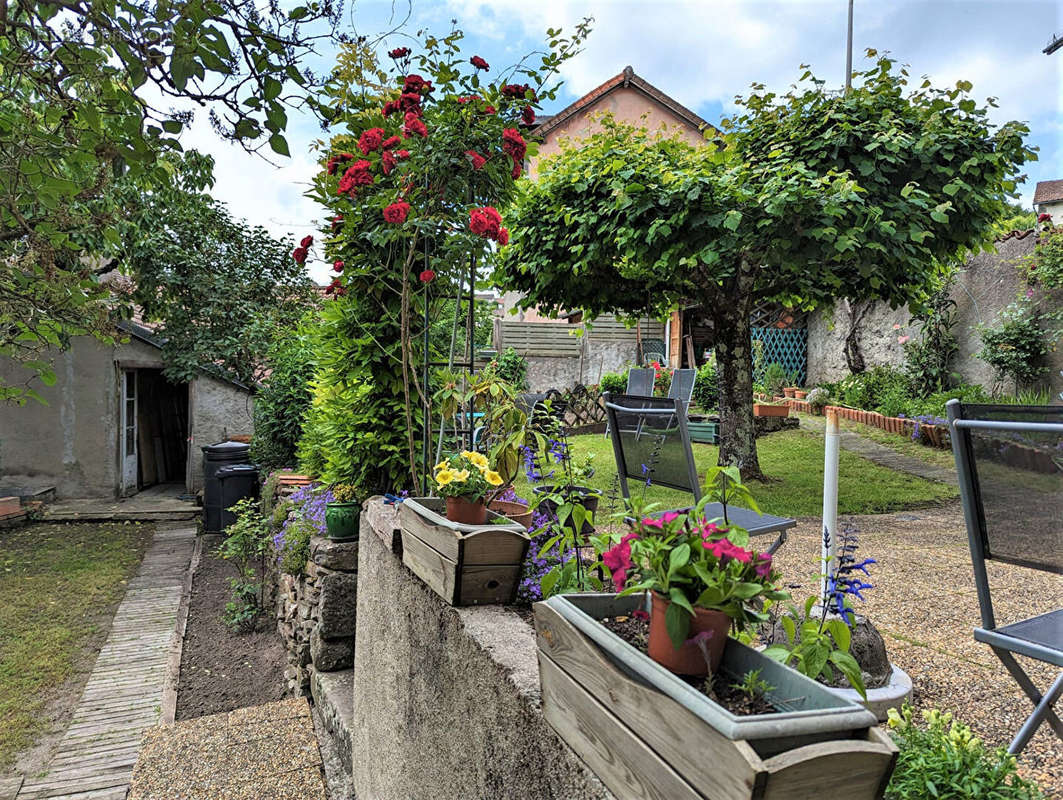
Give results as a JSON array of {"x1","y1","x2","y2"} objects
[
  {"x1": 436, "y1": 469, "x2": 455, "y2": 486},
  {"x1": 435, "y1": 461, "x2": 449, "y2": 472},
  {"x1": 463, "y1": 451, "x2": 488, "y2": 469},
  {"x1": 452, "y1": 469, "x2": 470, "y2": 482},
  {"x1": 484, "y1": 470, "x2": 503, "y2": 486}
]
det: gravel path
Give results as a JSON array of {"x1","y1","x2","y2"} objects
[{"x1": 771, "y1": 504, "x2": 1060, "y2": 795}]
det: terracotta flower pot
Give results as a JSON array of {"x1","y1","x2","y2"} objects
[
  {"x1": 783, "y1": 387, "x2": 797, "y2": 398},
  {"x1": 794, "y1": 390, "x2": 808, "y2": 399},
  {"x1": 487, "y1": 499, "x2": 534, "y2": 530},
  {"x1": 754, "y1": 403, "x2": 790, "y2": 418},
  {"x1": 647, "y1": 591, "x2": 731, "y2": 677},
  {"x1": 444, "y1": 496, "x2": 488, "y2": 525}
]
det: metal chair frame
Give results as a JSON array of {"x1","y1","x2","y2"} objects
[{"x1": 947, "y1": 399, "x2": 1063, "y2": 755}]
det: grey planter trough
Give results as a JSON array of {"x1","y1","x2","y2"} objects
[{"x1": 534, "y1": 592, "x2": 897, "y2": 800}]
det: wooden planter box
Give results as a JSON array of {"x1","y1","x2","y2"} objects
[
  {"x1": 399, "y1": 498, "x2": 530, "y2": 606},
  {"x1": 753, "y1": 403, "x2": 790, "y2": 418},
  {"x1": 535, "y1": 593, "x2": 896, "y2": 800}
]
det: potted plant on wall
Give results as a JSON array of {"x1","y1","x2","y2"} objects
[
  {"x1": 434, "y1": 451, "x2": 504, "y2": 525},
  {"x1": 324, "y1": 483, "x2": 362, "y2": 541}
]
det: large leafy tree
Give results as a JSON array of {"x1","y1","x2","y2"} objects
[
  {"x1": 497, "y1": 54, "x2": 1033, "y2": 478},
  {"x1": 120, "y1": 152, "x2": 315, "y2": 387},
  {"x1": 0, "y1": 0, "x2": 338, "y2": 401}
]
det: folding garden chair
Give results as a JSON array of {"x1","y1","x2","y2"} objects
[
  {"x1": 946, "y1": 399, "x2": 1063, "y2": 755},
  {"x1": 667, "y1": 368, "x2": 697, "y2": 416},
  {"x1": 603, "y1": 393, "x2": 794, "y2": 551},
  {"x1": 625, "y1": 368, "x2": 655, "y2": 397}
]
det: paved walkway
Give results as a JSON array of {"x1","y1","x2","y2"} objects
[
  {"x1": 798, "y1": 414, "x2": 958, "y2": 486},
  {"x1": 128, "y1": 699, "x2": 327, "y2": 800},
  {"x1": 17, "y1": 526, "x2": 196, "y2": 800}
]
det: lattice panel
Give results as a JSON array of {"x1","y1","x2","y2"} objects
[
  {"x1": 750, "y1": 303, "x2": 809, "y2": 330},
  {"x1": 752, "y1": 327, "x2": 808, "y2": 386}
]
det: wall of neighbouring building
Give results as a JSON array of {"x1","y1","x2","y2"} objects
[
  {"x1": 0, "y1": 335, "x2": 164, "y2": 497},
  {"x1": 807, "y1": 233, "x2": 1062, "y2": 396},
  {"x1": 495, "y1": 315, "x2": 666, "y2": 392},
  {"x1": 188, "y1": 374, "x2": 255, "y2": 491},
  {"x1": 350, "y1": 500, "x2": 614, "y2": 800}
]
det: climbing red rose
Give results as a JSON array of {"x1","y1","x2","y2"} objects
[
  {"x1": 497, "y1": 227, "x2": 509, "y2": 246},
  {"x1": 383, "y1": 201, "x2": 411, "y2": 224},
  {"x1": 292, "y1": 246, "x2": 307, "y2": 264},
  {"x1": 299, "y1": 234, "x2": 313, "y2": 248},
  {"x1": 382, "y1": 135, "x2": 402, "y2": 149},
  {"x1": 419, "y1": 269, "x2": 435, "y2": 283},
  {"x1": 382, "y1": 100, "x2": 400, "y2": 117},
  {"x1": 403, "y1": 113, "x2": 428, "y2": 138},
  {"x1": 470, "y1": 55, "x2": 489, "y2": 70},
  {"x1": 337, "y1": 160, "x2": 373, "y2": 196},
  {"x1": 333, "y1": 260, "x2": 344, "y2": 272},
  {"x1": 464, "y1": 150, "x2": 487, "y2": 170},
  {"x1": 502, "y1": 128, "x2": 526, "y2": 161},
  {"x1": 1038, "y1": 212, "x2": 1052, "y2": 223},
  {"x1": 388, "y1": 47, "x2": 410, "y2": 59},
  {"x1": 501, "y1": 82, "x2": 534, "y2": 99},
  {"x1": 469, "y1": 206, "x2": 502, "y2": 240},
  {"x1": 521, "y1": 105, "x2": 536, "y2": 126},
  {"x1": 403, "y1": 74, "x2": 430, "y2": 94},
  {"x1": 326, "y1": 153, "x2": 354, "y2": 175},
  {"x1": 381, "y1": 149, "x2": 397, "y2": 175},
  {"x1": 399, "y1": 92, "x2": 423, "y2": 113},
  {"x1": 396, "y1": 149, "x2": 411, "y2": 159},
  {"x1": 358, "y1": 128, "x2": 385, "y2": 154},
  {"x1": 511, "y1": 160, "x2": 522, "y2": 180},
  {"x1": 331, "y1": 215, "x2": 343, "y2": 232},
  {"x1": 482, "y1": 105, "x2": 496, "y2": 115}
]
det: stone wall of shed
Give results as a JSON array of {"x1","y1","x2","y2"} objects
[{"x1": 188, "y1": 374, "x2": 255, "y2": 491}]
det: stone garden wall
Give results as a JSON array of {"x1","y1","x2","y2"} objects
[
  {"x1": 273, "y1": 536, "x2": 358, "y2": 695},
  {"x1": 350, "y1": 499, "x2": 615, "y2": 800}
]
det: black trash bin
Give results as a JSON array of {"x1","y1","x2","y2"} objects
[
  {"x1": 216, "y1": 464, "x2": 260, "y2": 532},
  {"x1": 202, "y1": 440, "x2": 251, "y2": 533}
]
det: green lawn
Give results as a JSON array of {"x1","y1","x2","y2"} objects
[
  {"x1": 513, "y1": 428, "x2": 957, "y2": 518},
  {"x1": 0, "y1": 522, "x2": 152, "y2": 770}
]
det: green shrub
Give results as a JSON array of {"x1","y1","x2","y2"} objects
[
  {"x1": 838, "y1": 365, "x2": 912, "y2": 413},
  {"x1": 979, "y1": 302, "x2": 1050, "y2": 390},
  {"x1": 691, "y1": 361, "x2": 719, "y2": 410},
  {"x1": 885, "y1": 705, "x2": 1043, "y2": 800},
  {"x1": 216, "y1": 498, "x2": 273, "y2": 631},
  {"x1": 905, "y1": 384, "x2": 991, "y2": 417},
  {"x1": 250, "y1": 316, "x2": 318, "y2": 469},
  {"x1": 904, "y1": 276, "x2": 959, "y2": 395},
  {"x1": 488, "y1": 347, "x2": 528, "y2": 390},
  {"x1": 599, "y1": 370, "x2": 628, "y2": 395},
  {"x1": 278, "y1": 517, "x2": 315, "y2": 576},
  {"x1": 762, "y1": 362, "x2": 788, "y2": 397}
]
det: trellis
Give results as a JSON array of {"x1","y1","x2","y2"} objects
[{"x1": 750, "y1": 303, "x2": 809, "y2": 387}]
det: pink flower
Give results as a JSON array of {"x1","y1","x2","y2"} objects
[
  {"x1": 897, "y1": 335, "x2": 910, "y2": 344},
  {"x1": 892, "y1": 323, "x2": 901, "y2": 330},
  {"x1": 640, "y1": 516, "x2": 663, "y2": 529},
  {"x1": 755, "y1": 553, "x2": 773, "y2": 578},
  {"x1": 660, "y1": 511, "x2": 680, "y2": 524}
]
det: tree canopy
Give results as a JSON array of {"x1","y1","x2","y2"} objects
[{"x1": 496, "y1": 53, "x2": 1033, "y2": 476}]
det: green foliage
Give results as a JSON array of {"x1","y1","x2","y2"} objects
[
  {"x1": 762, "y1": 363, "x2": 789, "y2": 398},
  {"x1": 731, "y1": 669, "x2": 774, "y2": 700},
  {"x1": 762, "y1": 596, "x2": 867, "y2": 699},
  {"x1": 599, "y1": 370, "x2": 629, "y2": 394},
  {"x1": 990, "y1": 202, "x2": 1037, "y2": 239},
  {"x1": 978, "y1": 301, "x2": 1050, "y2": 389},
  {"x1": 691, "y1": 360, "x2": 719, "y2": 410},
  {"x1": 885, "y1": 705, "x2": 1043, "y2": 800},
  {"x1": 837, "y1": 365, "x2": 913, "y2": 414},
  {"x1": 122, "y1": 153, "x2": 315, "y2": 386},
  {"x1": 487, "y1": 348, "x2": 529, "y2": 390},
  {"x1": 0, "y1": 0, "x2": 336, "y2": 401},
  {"x1": 215, "y1": 498, "x2": 273, "y2": 631},
  {"x1": 904, "y1": 275, "x2": 959, "y2": 395},
  {"x1": 277, "y1": 517, "x2": 316, "y2": 577},
  {"x1": 251, "y1": 316, "x2": 319, "y2": 469},
  {"x1": 1027, "y1": 225, "x2": 1063, "y2": 290},
  {"x1": 495, "y1": 54, "x2": 1033, "y2": 476}
]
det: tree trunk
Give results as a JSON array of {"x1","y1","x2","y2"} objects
[{"x1": 712, "y1": 263, "x2": 762, "y2": 480}]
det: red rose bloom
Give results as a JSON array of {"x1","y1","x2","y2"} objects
[
  {"x1": 469, "y1": 206, "x2": 502, "y2": 240},
  {"x1": 403, "y1": 113, "x2": 428, "y2": 138},
  {"x1": 521, "y1": 105, "x2": 536, "y2": 126},
  {"x1": 1038, "y1": 212, "x2": 1052, "y2": 223},
  {"x1": 382, "y1": 135, "x2": 402, "y2": 149},
  {"x1": 402, "y1": 74, "x2": 429, "y2": 94},
  {"x1": 502, "y1": 128, "x2": 526, "y2": 161},
  {"x1": 332, "y1": 260, "x2": 344, "y2": 272},
  {"x1": 501, "y1": 82, "x2": 534, "y2": 99},
  {"x1": 456, "y1": 94, "x2": 481, "y2": 105},
  {"x1": 292, "y1": 246, "x2": 307, "y2": 264},
  {"x1": 382, "y1": 100, "x2": 400, "y2": 117},
  {"x1": 464, "y1": 150, "x2": 487, "y2": 170},
  {"x1": 381, "y1": 149, "x2": 397, "y2": 175},
  {"x1": 399, "y1": 92, "x2": 423, "y2": 113},
  {"x1": 482, "y1": 105, "x2": 496, "y2": 115},
  {"x1": 419, "y1": 269, "x2": 436, "y2": 283},
  {"x1": 299, "y1": 234, "x2": 313, "y2": 248},
  {"x1": 396, "y1": 149, "x2": 411, "y2": 159},
  {"x1": 388, "y1": 47, "x2": 410, "y2": 59},
  {"x1": 470, "y1": 55, "x2": 489, "y2": 70},
  {"x1": 383, "y1": 201, "x2": 411, "y2": 224},
  {"x1": 497, "y1": 227, "x2": 509, "y2": 246},
  {"x1": 326, "y1": 152, "x2": 354, "y2": 175},
  {"x1": 358, "y1": 127, "x2": 385, "y2": 154},
  {"x1": 511, "y1": 160, "x2": 522, "y2": 180},
  {"x1": 337, "y1": 160, "x2": 373, "y2": 196}
]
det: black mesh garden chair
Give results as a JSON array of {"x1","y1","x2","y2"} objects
[
  {"x1": 946, "y1": 399, "x2": 1063, "y2": 755},
  {"x1": 625, "y1": 368, "x2": 655, "y2": 397},
  {"x1": 604, "y1": 393, "x2": 794, "y2": 551}
]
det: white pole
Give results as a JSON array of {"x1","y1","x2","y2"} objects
[
  {"x1": 821, "y1": 407, "x2": 840, "y2": 602},
  {"x1": 844, "y1": 0, "x2": 854, "y2": 94}
]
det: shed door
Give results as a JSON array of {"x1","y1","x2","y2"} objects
[{"x1": 120, "y1": 370, "x2": 138, "y2": 496}]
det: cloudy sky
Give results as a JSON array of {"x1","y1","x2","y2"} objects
[{"x1": 179, "y1": 0, "x2": 1062, "y2": 284}]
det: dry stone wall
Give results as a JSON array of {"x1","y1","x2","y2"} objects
[{"x1": 274, "y1": 536, "x2": 358, "y2": 695}]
